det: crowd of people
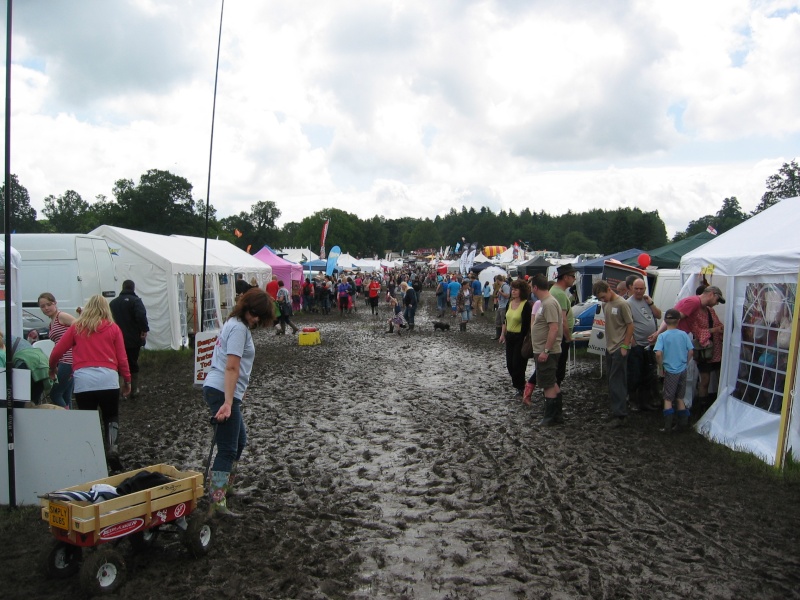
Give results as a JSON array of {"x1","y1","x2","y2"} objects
[
  {"x1": 492, "y1": 264, "x2": 725, "y2": 433},
  {"x1": 13, "y1": 259, "x2": 726, "y2": 518}
]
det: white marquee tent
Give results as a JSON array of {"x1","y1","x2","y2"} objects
[
  {"x1": 681, "y1": 197, "x2": 800, "y2": 466},
  {"x1": 281, "y1": 247, "x2": 319, "y2": 264},
  {"x1": 91, "y1": 226, "x2": 237, "y2": 350},
  {"x1": 175, "y1": 236, "x2": 272, "y2": 289}
]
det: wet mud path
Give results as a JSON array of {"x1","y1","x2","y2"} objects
[{"x1": 3, "y1": 296, "x2": 799, "y2": 599}]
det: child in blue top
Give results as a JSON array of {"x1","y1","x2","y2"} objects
[{"x1": 654, "y1": 308, "x2": 694, "y2": 433}]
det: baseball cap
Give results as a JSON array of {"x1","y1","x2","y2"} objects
[{"x1": 705, "y1": 286, "x2": 726, "y2": 304}]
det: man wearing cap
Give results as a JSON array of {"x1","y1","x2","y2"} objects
[
  {"x1": 627, "y1": 276, "x2": 662, "y2": 411},
  {"x1": 551, "y1": 264, "x2": 577, "y2": 389},
  {"x1": 593, "y1": 279, "x2": 634, "y2": 427}
]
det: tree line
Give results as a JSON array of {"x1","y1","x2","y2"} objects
[{"x1": 1, "y1": 161, "x2": 797, "y2": 257}]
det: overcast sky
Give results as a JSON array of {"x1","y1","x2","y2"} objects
[{"x1": 3, "y1": 0, "x2": 799, "y2": 238}]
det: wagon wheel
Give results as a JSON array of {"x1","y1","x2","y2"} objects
[
  {"x1": 128, "y1": 528, "x2": 160, "y2": 553},
  {"x1": 181, "y1": 512, "x2": 213, "y2": 558},
  {"x1": 40, "y1": 540, "x2": 82, "y2": 579},
  {"x1": 79, "y1": 547, "x2": 127, "y2": 596}
]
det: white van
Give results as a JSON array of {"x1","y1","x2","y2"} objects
[
  {"x1": 9, "y1": 234, "x2": 118, "y2": 336},
  {"x1": 647, "y1": 268, "x2": 682, "y2": 312}
]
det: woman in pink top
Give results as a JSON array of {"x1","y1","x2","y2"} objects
[
  {"x1": 38, "y1": 292, "x2": 76, "y2": 408},
  {"x1": 49, "y1": 295, "x2": 131, "y2": 471}
]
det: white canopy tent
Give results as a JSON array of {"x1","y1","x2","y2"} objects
[
  {"x1": 175, "y1": 236, "x2": 272, "y2": 289},
  {"x1": 91, "y1": 226, "x2": 235, "y2": 350},
  {"x1": 681, "y1": 197, "x2": 800, "y2": 465},
  {"x1": 281, "y1": 247, "x2": 319, "y2": 264}
]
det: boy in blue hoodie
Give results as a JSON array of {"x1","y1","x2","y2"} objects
[{"x1": 654, "y1": 308, "x2": 694, "y2": 432}]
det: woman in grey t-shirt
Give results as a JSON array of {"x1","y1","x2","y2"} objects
[{"x1": 203, "y1": 288, "x2": 275, "y2": 517}]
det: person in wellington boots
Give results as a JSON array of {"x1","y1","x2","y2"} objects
[
  {"x1": 48, "y1": 295, "x2": 131, "y2": 471},
  {"x1": 203, "y1": 288, "x2": 275, "y2": 517},
  {"x1": 528, "y1": 274, "x2": 563, "y2": 424}
]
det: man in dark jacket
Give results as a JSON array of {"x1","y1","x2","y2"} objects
[{"x1": 109, "y1": 280, "x2": 149, "y2": 398}]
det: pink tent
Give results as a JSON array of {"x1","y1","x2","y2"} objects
[{"x1": 252, "y1": 246, "x2": 304, "y2": 289}]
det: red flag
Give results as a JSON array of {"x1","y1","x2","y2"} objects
[
  {"x1": 234, "y1": 228, "x2": 243, "y2": 238},
  {"x1": 320, "y1": 219, "x2": 330, "y2": 260}
]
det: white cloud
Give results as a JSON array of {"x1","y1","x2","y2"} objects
[{"x1": 0, "y1": 0, "x2": 797, "y2": 243}]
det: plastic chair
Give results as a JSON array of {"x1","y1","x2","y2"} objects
[{"x1": 32, "y1": 339, "x2": 55, "y2": 358}]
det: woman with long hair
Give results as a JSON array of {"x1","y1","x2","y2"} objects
[
  {"x1": 203, "y1": 288, "x2": 275, "y2": 517},
  {"x1": 48, "y1": 295, "x2": 130, "y2": 470},
  {"x1": 38, "y1": 292, "x2": 77, "y2": 408},
  {"x1": 499, "y1": 278, "x2": 533, "y2": 397}
]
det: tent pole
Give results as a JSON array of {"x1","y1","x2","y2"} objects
[
  {"x1": 774, "y1": 269, "x2": 800, "y2": 469},
  {"x1": 3, "y1": 0, "x2": 17, "y2": 509},
  {"x1": 200, "y1": 0, "x2": 225, "y2": 333}
]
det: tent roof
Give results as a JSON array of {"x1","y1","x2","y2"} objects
[
  {"x1": 681, "y1": 196, "x2": 800, "y2": 277},
  {"x1": 519, "y1": 256, "x2": 554, "y2": 267},
  {"x1": 174, "y1": 236, "x2": 272, "y2": 275},
  {"x1": 91, "y1": 226, "x2": 232, "y2": 274},
  {"x1": 280, "y1": 247, "x2": 319, "y2": 263},
  {"x1": 624, "y1": 232, "x2": 714, "y2": 269},
  {"x1": 575, "y1": 248, "x2": 644, "y2": 272},
  {"x1": 252, "y1": 246, "x2": 298, "y2": 267}
]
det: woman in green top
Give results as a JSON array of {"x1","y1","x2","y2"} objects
[{"x1": 499, "y1": 279, "x2": 533, "y2": 397}]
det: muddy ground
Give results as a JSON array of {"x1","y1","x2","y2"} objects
[{"x1": 2, "y1": 295, "x2": 800, "y2": 599}]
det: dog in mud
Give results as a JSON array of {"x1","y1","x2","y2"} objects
[{"x1": 432, "y1": 321, "x2": 451, "y2": 332}]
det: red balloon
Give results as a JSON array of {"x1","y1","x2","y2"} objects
[{"x1": 638, "y1": 253, "x2": 651, "y2": 268}]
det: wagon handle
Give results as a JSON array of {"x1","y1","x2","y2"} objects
[{"x1": 204, "y1": 417, "x2": 218, "y2": 492}]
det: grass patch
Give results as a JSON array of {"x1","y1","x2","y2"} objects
[
  {"x1": 0, "y1": 505, "x2": 39, "y2": 533},
  {"x1": 706, "y1": 440, "x2": 800, "y2": 485},
  {"x1": 139, "y1": 347, "x2": 194, "y2": 368}
]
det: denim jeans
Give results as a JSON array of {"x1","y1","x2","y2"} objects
[
  {"x1": 203, "y1": 386, "x2": 246, "y2": 472},
  {"x1": 404, "y1": 304, "x2": 416, "y2": 325},
  {"x1": 49, "y1": 362, "x2": 74, "y2": 408}
]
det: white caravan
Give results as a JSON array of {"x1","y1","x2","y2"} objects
[{"x1": 9, "y1": 234, "x2": 118, "y2": 336}]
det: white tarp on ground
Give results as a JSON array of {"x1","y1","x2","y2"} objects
[
  {"x1": 91, "y1": 226, "x2": 235, "y2": 350},
  {"x1": 681, "y1": 196, "x2": 800, "y2": 465},
  {"x1": 175, "y1": 236, "x2": 272, "y2": 289}
]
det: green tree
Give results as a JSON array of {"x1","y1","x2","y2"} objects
[
  {"x1": 112, "y1": 169, "x2": 204, "y2": 235},
  {"x1": 0, "y1": 174, "x2": 38, "y2": 232},
  {"x1": 561, "y1": 231, "x2": 599, "y2": 255},
  {"x1": 42, "y1": 190, "x2": 92, "y2": 233},
  {"x1": 672, "y1": 196, "x2": 747, "y2": 241},
  {"x1": 751, "y1": 160, "x2": 800, "y2": 216}
]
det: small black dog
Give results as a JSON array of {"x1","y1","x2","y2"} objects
[{"x1": 432, "y1": 321, "x2": 451, "y2": 332}]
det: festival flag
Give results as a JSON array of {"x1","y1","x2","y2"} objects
[
  {"x1": 320, "y1": 219, "x2": 330, "y2": 259},
  {"x1": 326, "y1": 245, "x2": 341, "y2": 276},
  {"x1": 466, "y1": 242, "x2": 478, "y2": 272},
  {"x1": 234, "y1": 228, "x2": 243, "y2": 238},
  {"x1": 513, "y1": 242, "x2": 519, "y2": 260},
  {"x1": 707, "y1": 225, "x2": 718, "y2": 235}
]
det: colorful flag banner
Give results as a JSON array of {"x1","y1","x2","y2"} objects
[
  {"x1": 320, "y1": 219, "x2": 330, "y2": 259},
  {"x1": 326, "y1": 245, "x2": 341, "y2": 276}
]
